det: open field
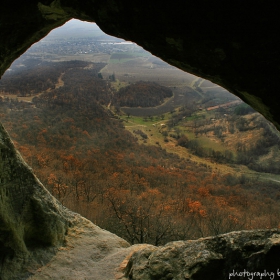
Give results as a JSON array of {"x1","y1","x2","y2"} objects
[
  {"x1": 109, "y1": 52, "x2": 151, "y2": 64},
  {"x1": 101, "y1": 55, "x2": 197, "y2": 87},
  {"x1": 25, "y1": 53, "x2": 111, "y2": 64},
  {"x1": 1, "y1": 94, "x2": 34, "y2": 102}
]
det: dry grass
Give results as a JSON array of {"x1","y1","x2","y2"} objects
[
  {"x1": 124, "y1": 117, "x2": 238, "y2": 175},
  {"x1": 100, "y1": 56, "x2": 196, "y2": 87},
  {"x1": 2, "y1": 93, "x2": 34, "y2": 102}
]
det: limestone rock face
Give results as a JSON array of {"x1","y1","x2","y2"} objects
[
  {"x1": 121, "y1": 230, "x2": 280, "y2": 280},
  {"x1": 28, "y1": 215, "x2": 130, "y2": 280},
  {"x1": 0, "y1": 123, "x2": 72, "y2": 278}
]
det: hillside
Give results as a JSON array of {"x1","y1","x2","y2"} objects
[
  {"x1": 1, "y1": 20, "x2": 280, "y2": 247},
  {"x1": 1, "y1": 60, "x2": 280, "y2": 247},
  {"x1": 121, "y1": 99, "x2": 280, "y2": 176},
  {"x1": 113, "y1": 81, "x2": 173, "y2": 107},
  {"x1": 0, "y1": 59, "x2": 74, "y2": 95}
]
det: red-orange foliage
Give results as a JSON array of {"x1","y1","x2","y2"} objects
[{"x1": 1, "y1": 60, "x2": 280, "y2": 244}]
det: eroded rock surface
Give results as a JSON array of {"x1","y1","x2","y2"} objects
[
  {"x1": 28, "y1": 215, "x2": 130, "y2": 280},
  {"x1": 121, "y1": 230, "x2": 280, "y2": 280},
  {"x1": 0, "y1": 123, "x2": 72, "y2": 278},
  {"x1": 1, "y1": 1, "x2": 280, "y2": 129}
]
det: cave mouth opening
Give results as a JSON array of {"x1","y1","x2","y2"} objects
[{"x1": 1, "y1": 19, "x2": 280, "y2": 247}]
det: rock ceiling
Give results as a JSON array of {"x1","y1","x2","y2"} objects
[{"x1": 1, "y1": 0, "x2": 280, "y2": 129}]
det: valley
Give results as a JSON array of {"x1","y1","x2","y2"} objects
[{"x1": 1, "y1": 20, "x2": 280, "y2": 245}]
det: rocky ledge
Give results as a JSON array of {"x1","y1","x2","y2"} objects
[
  {"x1": 120, "y1": 229, "x2": 280, "y2": 280},
  {"x1": 10, "y1": 228, "x2": 280, "y2": 280}
]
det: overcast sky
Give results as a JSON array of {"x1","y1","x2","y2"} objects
[{"x1": 45, "y1": 19, "x2": 103, "y2": 39}]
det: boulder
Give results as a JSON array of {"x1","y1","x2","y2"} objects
[{"x1": 121, "y1": 229, "x2": 280, "y2": 280}]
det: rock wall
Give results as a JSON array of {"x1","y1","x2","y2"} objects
[
  {"x1": 0, "y1": 123, "x2": 73, "y2": 278},
  {"x1": 1, "y1": 1, "x2": 280, "y2": 129}
]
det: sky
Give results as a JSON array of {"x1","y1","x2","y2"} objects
[{"x1": 45, "y1": 19, "x2": 107, "y2": 39}]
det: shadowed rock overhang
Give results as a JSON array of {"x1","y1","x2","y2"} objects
[{"x1": 1, "y1": 0, "x2": 280, "y2": 129}]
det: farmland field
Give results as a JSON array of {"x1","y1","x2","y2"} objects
[{"x1": 101, "y1": 55, "x2": 197, "y2": 87}]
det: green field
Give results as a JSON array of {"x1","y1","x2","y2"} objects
[
  {"x1": 118, "y1": 101, "x2": 280, "y2": 182},
  {"x1": 109, "y1": 52, "x2": 152, "y2": 64}
]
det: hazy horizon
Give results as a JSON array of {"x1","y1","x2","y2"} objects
[{"x1": 43, "y1": 19, "x2": 120, "y2": 40}]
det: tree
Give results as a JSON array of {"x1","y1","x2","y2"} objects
[
  {"x1": 105, "y1": 188, "x2": 176, "y2": 245},
  {"x1": 177, "y1": 135, "x2": 189, "y2": 148},
  {"x1": 47, "y1": 173, "x2": 69, "y2": 203},
  {"x1": 109, "y1": 73, "x2": 116, "y2": 81}
]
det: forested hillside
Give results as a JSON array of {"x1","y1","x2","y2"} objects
[
  {"x1": 0, "y1": 60, "x2": 92, "y2": 96},
  {"x1": 1, "y1": 61, "x2": 280, "y2": 245},
  {"x1": 113, "y1": 81, "x2": 173, "y2": 107},
  {"x1": 168, "y1": 105, "x2": 280, "y2": 173}
]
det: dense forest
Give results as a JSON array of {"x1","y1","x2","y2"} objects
[
  {"x1": 113, "y1": 81, "x2": 173, "y2": 107},
  {"x1": 1, "y1": 60, "x2": 280, "y2": 245},
  {"x1": 0, "y1": 60, "x2": 93, "y2": 96}
]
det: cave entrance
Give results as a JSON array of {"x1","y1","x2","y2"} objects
[{"x1": 1, "y1": 19, "x2": 280, "y2": 246}]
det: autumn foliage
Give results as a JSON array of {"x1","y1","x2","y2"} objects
[
  {"x1": 113, "y1": 81, "x2": 172, "y2": 107},
  {"x1": 1, "y1": 60, "x2": 280, "y2": 245}
]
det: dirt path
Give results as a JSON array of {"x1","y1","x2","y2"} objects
[
  {"x1": 198, "y1": 79, "x2": 205, "y2": 87},
  {"x1": 190, "y1": 77, "x2": 200, "y2": 88},
  {"x1": 267, "y1": 178, "x2": 280, "y2": 184},
  {"x1": 189, "y1": 77, "x2": 204, "y2": 98},
  {"x1": 55, "y1": 72, "x2": 65, "y2": 89}
]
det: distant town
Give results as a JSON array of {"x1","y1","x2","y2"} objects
[{"x1": 14, "y1": 32, "x2": 146, "y2": 65}]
